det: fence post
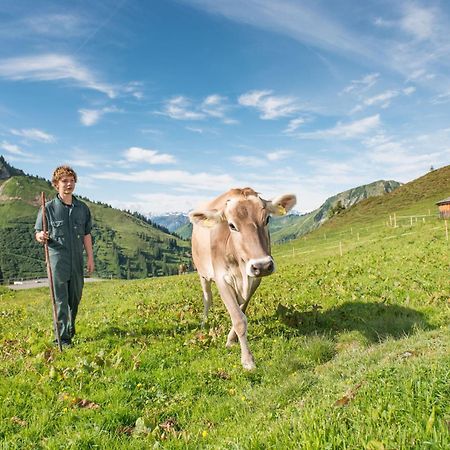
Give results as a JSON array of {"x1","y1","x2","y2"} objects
[
  {"x1": 410, "y1": 217, "x2": 413, "y2": 226},
  {"x1": 339, "y1": 241, "x2": 343, "y2": 257},
  {"x1": 394, "y1": 213, "x2": 397, "y2": 228},
  {"x1": 357, "y1": 232, "x2": 360, "y2": 241}
]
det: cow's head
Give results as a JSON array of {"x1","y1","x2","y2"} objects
[{"x1": 190, "y1": 189, "x2": 296, "y2": 278}]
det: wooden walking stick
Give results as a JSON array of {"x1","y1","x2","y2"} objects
[{"x1": 41, "y1": 192, "x2": 62, "y2": 352}]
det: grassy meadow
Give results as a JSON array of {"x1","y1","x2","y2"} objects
[{"x1": 1, "y1": 203, "x2": 449, "y2": 448}]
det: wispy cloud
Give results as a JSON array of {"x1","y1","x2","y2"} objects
[
  {"x1": 230, "y1": 155, "x2": 267, "y2": 167},
  {"x1": 124, "y1": 147, "x2": 176, "y2": 165},
  {"x1": 299, "y1": 114, "x2": 381, "y2": 140},
  {"x1": 238, "y1": 90, "x2": 300, "y2": 119},
  {"x1": 79, "y1": 106, "x2": 119, "y2": 126},
  {"x1": 161, "y1": 94, "x2": 236, "y2": 123},
  {"x1": 181, "y1": 0, "x2": 370, "y2": 59},
  {"x1": 399, "y1": 4, "x2": 436, "y2": 41},
  {"x1": 230, "y1": 149, "x2": 293, "y2": 167},
  {"x1": 162, "y1": 96, "x2": 206, "y2": 120},
  {"x1": 364, "y1": 90, "x2": 399, "y2": 108},
  {"x1": 1, "y1": 141, "x2": 26, "y2": 155},
  {"x1": 0, "y1": 53, "x2": 116, "y2": 98},
  {"x1": 93, "y1": 168, "x2": 237, "y2": 191},
  {"x1": 123, "y1": 81, "x2": 144, "y2": 100},
  {"x1": 266, "y1": 149, "x2": 293, "y2": 161},
  {"x1": 24, "y1": 14, "x2": 85, "y2": 37},
  {"x1": 10, "y1": 128, "x2": 56, "y2": 143},
  {"x1": 284, "y1": 117, "x2": 305, "y2": 133},
  {"x1": 342, "y1": 73, "x2": 379, "y2": 95},
  {"x1": 111, "y1": 193, "x2": 212, "y2": 215},
  {"x1": 350, "y1": 85, "x2": 416, "y2": 114}
]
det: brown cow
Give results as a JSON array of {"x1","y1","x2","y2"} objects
[{"x1": 189, "y1": 187, "x2": 296, "y2": 369}]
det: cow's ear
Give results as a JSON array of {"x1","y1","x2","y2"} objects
[
  {"x1": 189, "y1": 209, "x2": 224, "y2": 227},
  {"x1": 267, "y1": 194, "x2": 297, "y2": 216}
]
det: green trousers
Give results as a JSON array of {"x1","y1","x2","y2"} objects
[{"x1": 53, "y1": 274, "x2": 84, "y2": 342}]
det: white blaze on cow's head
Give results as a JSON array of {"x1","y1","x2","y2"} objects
[{"x1": 189, "y1": 188, "x2": 296, "y2": 278}]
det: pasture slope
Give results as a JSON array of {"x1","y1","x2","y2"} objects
[{"x1": 1, "y1": 166, "x2": 449, "y2": 449}]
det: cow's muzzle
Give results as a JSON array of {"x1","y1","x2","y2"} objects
[{"x1": 246, "y1": 257, "x2": 275, "y2": 278}]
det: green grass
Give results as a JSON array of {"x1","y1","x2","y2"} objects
[{"x1": 1, "y1": 211, "x2": 449, "y2": 449}]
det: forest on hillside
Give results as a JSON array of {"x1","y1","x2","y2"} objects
[{"x1": 0, "y1": 220, "x2": 192, "y2": 284}]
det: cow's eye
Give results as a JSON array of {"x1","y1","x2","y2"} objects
[
  {"x1": 228, "y1": 222, "x2": 238, "y2": 232},
  {"x1": 265, "y1": 216, "x2": 271, "y2": 225}
]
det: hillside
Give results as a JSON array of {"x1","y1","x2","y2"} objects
[
  {"x1": 0, "y1": 160, "x2": 191, "y2": 282},
  {"x1": 270, "y1": 179, "x2": 401, "y2": 243},
  {"x1": 313, "y1": 164, "x2": 450, "y2": 235},
  {"x1": 0, "y1": 164, "x2": 448, "y2": 448}
]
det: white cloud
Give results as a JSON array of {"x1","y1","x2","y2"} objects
[
  {"x1": 230, "y1": 155, "x2": 267, "y2": 167},
  {"x1": 162, "y1": 96, "x2": 206, "y2": 120},
  {"x1": 402, "y1": 86, "x2": 416, "y2": 95},
  {"x1": 0, "y1": 53, "x2": 116, "y2": 98},
  {"x1": 300, "y1": 115, "x2": 381, "y2": 140},
  {"x1": 10, "y1": 128, "x2": 56, "y2": 143},
  {"x1": 117, "y1": 192, "x2": 212, "y2": 215},
  {"x1": 180, "y1": 0, "x2": 370, "y2": 59},
  {"x1": 24, "y1": 14, "x2": 84, "y2": 37},
  {"x1": 431, "y1": 92, "x2": 450, "y2": 104},
  {"x1": 400, "y1": 4, "x2": 436, "y2": 41},
  {"x1": 284, "y1": 117, "x2": 305, "y2": 133},
  {"x1": 266, "y1": 150, "x2": 292, "y2": 161},
  {"x1": 79, "y1": 106, "x2": 119, "y2": 126},
  {"x1": 1, "y1": 141, "x2": 25, "y2": 155},
  {"x1": 201, "y1": 94, "x2": 226, "y2": 117},
  {"x1": 161, "y1": 94, "x2": 236, "y2": 123},
  {"x1": 123, "y1": 81, "x2": 144, "y2": 100},
  {"x1": 238, "y1": 90, "x2": 300, "y2": 119},
  {"x1": 124, "y1": 147, "x2": 176, "y2": 165},
  {"x1": 342, "y1": 73, "x2": 380, "y2": 95},
  {"x1": 93, "y1": 169, "x2": 237, "y2": 191},
  {"x1": 364, "y1": 90, "x2": 399, "y2": 108}
]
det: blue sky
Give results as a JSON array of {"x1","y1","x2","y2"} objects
[{"x1": 1, "y1": 0, "x2": 449, "y2": 214}]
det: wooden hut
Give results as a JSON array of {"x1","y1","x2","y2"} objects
[{"x1": 436, "y1": 197, "x2": 450, "y2": 219}]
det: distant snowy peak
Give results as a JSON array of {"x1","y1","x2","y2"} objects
[{"x1": 150, "y1": 212, "x2": 189, "y2": 232}]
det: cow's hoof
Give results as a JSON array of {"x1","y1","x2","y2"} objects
[{"x1": 242, "y1": 360, "x2": 256, "y2": 371}]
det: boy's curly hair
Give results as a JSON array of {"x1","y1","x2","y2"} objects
[{"x1": 52, "y1": 165, "x2": 78, "y2": 187}]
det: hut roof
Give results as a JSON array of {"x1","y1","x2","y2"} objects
[{"x1": 436, "y1": 197, "x2": 450, "y2": 206}]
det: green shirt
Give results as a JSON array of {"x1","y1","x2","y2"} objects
[{"x1": 35, "y1": 195, "x2": 92, "y2": 281}]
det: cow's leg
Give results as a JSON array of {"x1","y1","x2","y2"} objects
[
  {"x1": 226, "y1": 301, "x2": 248, "y2": 347},
  {"x1": 200, "y1": 276, "x2": 213, "y2": 326},
  {"x1": 217, "y1": 279, "x2": 255, "y2": 370},
  {"x1": 226, "y1": 278, "x2": 261, "y2": 347}
]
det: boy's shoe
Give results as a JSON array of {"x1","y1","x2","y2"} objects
[{"x1": 53, "y1": 339, "x2": 72, "y2": 348}]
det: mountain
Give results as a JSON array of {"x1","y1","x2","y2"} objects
[
  {"x1": 270, "y1": 180, "x2": 401, "y2": 243},
  {"x1": 0, "y1": 155, "x2": 25, "y2": 180},
  {"x1": 314, "y1": 165, "x2": 450, "y2": 234},
  {"x1": 150, "y1": 212, "x2": 189, "y2": 233},
  {"x1": 0, "y1": 160, "x2": 192, "y2": 283}
]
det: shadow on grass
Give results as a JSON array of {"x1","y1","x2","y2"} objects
[{"x1": 276, "y1": 301, "x2": 432, "y2": 343}]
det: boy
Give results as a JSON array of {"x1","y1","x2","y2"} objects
[{"x1": 35, "y1": 166, "x2": 94, "y2": 346}]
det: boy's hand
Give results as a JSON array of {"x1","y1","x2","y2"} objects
[
  {"x1": 36, "y1": 231, "x2": 49, "y2": 244},
  {"x1": 86, "y1": 257, "x2": 95, "y2": 275}
]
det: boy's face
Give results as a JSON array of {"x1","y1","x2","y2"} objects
[{"x1": 56, "y1": 175, "x2": 76, "y2": 196}]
